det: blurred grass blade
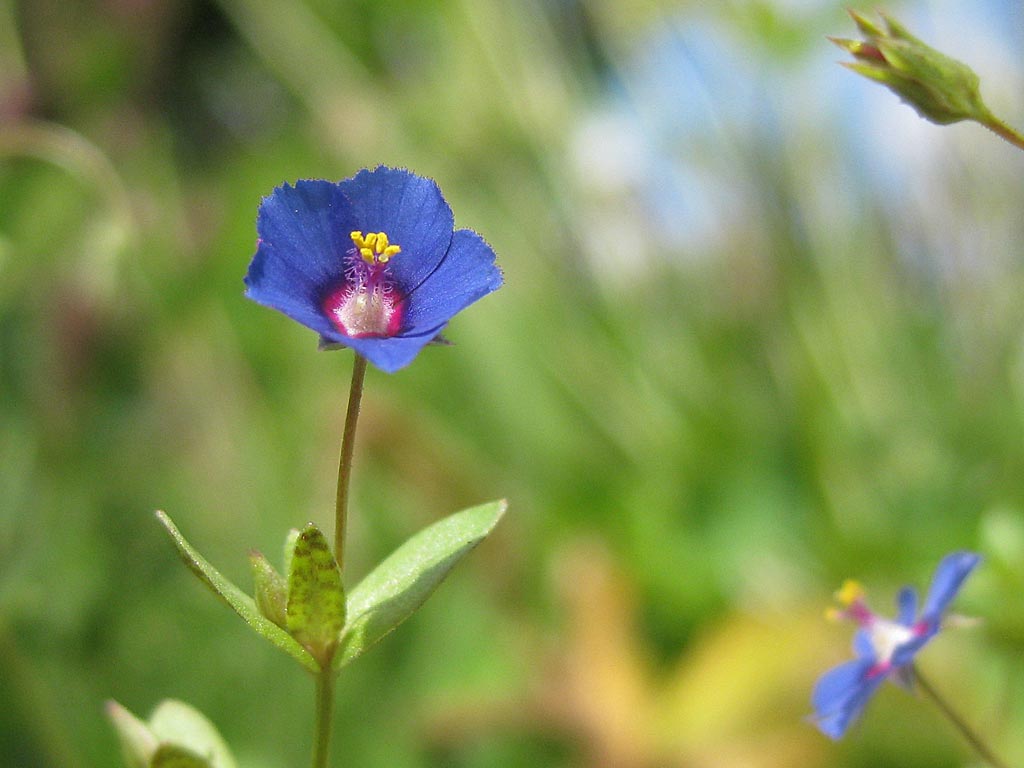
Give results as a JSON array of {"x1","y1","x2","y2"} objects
[
  {"x1": 155, "y1": 511, "x2": 319, "y2": 674},
  {"x1": 334, "y1": 499, "x2": 507, "y2": 670}
]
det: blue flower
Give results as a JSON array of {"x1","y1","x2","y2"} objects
[
  {"x1": 812, "y1": 551, "x2": 981, "y2": 739},
  {"x1": 244, "y1": 166, "x2": 503, "y2": 373}
]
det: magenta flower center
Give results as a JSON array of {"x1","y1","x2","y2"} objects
[{"x1": 323, "y1": 231, "x2": 405, "y2": 338}]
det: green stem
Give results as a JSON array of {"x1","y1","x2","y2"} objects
[
  {"x1": 977, "y1": 110, "x2": 1024, "y2": 152},
  {"x1": 310, "y1": 668, "x2": 336, "y2": 768},
  {"x1": 313, "y1": 355, "x2": 367, "y2": 768},
  {"x1": 334, "y1": 354, "x2": 367, "y2": 575},
  {"x1": 914, "y1": 666, "x2": 1009, "y2": 768}
]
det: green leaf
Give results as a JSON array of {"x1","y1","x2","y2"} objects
[
  {"x1": 282, "y1": 528, "x2": 300, "y2": 580},
  {"x1": 148, "y1": 700, "x2": 236, "y2": 768},
  {"x1": 334, "y1": 499, "x2": 507, "y2": 670},
  {"x1": 249, "y1": 550, "x2": 287, "y2": 629},
  {"x1": 106, "y1": 700, "x2": 157, "y2": 768},
  {"x1": 155, "y1": 511, "x2": 319, "y2": 673},
  {"x1": 106, "y1": 699, "x2": 237, "y2": 768},
  {"x1": 151, "y1": 745, "x2": 212, "y2": 768},
  {"x1": 286, "y1": 523, "x2": 345, "y2": 666}
]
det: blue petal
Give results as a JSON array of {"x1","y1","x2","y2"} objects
[
  {"x1": 891, "y1": 634, "x2": 930, "y2": 668},
  {"x1": 896, "y1": 587, "x2": 918, "y2": 626},
  {"x1": 920, "y1": 551, "x2": 981, "y2": 622},
  {"x1": 338, "y1": 326, "x2": 446, "y2": 374},
  {"x1": 403, "y1": 229, "x2": 503, "y2": 331},
  {"x1": 812, "y1": 657, "x2": 886, "y2": 739},
  {"x1": 315, "y1": 230, "x2": 500, "y2": 371},
  {"x1": 245, "y1": 180, "x2": 357, "y2": 336},
  {"x1": 852, "y1": 629, "x2": 875, "y2": 659},
  {"x1": 339, "y1": 167, "x2": 454, "y2": 292}
]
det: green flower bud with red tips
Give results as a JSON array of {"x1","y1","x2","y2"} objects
[{"x1": 830, "y1": 10, "x2": 989, "y2": 125}]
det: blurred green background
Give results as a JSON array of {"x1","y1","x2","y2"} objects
[{"x1": 3, "y1": 0, "x2": 1024, "y2": 765}]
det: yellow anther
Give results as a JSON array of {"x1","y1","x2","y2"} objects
[
  {"x1": 824, "y1": 606, "x2": 845, "y2": 623},
  {"x1": 350, "y1": 230, "x2": 401, "y2": 264},
  {"x1": 834, "y1": 579, "x2": 866, "y2": 607}
]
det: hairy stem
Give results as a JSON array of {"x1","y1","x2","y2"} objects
[{"x1": 977, "y1": 110, "x2": 1024, "y2": 152}]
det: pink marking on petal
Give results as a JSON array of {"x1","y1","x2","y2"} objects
[
  {"x1": 321, "y1": 245, "x2": 407, "y2": 338},
  {"x1": 866, "y1": 660, "x2": 891, "y2": 679},
  {"x1": 323, "y1": 283, "x2": 404, "y2": 338},
  {"x1": 846, "y1": 601, "x2": 876, "y2": 627}
]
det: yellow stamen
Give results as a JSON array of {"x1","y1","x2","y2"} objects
[
  {"x1": 834, "y1": 579, "x2": 866, "y2": 607},
  {"x1": 824, "y1": 606, "x2": 845, "y2": 622},
  {"x1": 350, "y1": 231, "x2": 401, "y2": 264}
]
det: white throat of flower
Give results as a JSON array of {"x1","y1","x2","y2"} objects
[{"x1": 867, "y1": 618, "x2": 916, "y2": 665}]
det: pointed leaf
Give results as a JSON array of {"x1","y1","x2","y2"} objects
[
  {"x1": 286, "y1": 524, "x2": 346, "y2": 666},
  {"x1": 149, "y1": 700, "x2": 237, "y2": 768},
  {"x1": 249, "y1": 550, "x2": 288, "y2": 629},
  {"x1": 106, "y1": 700, "x2": 157, "y2": 768},
  {"x1": 849, "y1": 8, "x2": 885, "y2": 38},
  {"x1": 155, "y1": 511, "x2": 319, "y2": 673},
  {"x1": 335, "y1": 499, "x2": 507, "y2": 669},
  {"x1": 282, "y1": 528, "x2": 300, "y2": 579}
]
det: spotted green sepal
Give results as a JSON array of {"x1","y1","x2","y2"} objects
[
  {"x1": 155, "y1": 511, "x2": 319, "y2": 673},
  {"x1": 249, "y1": 550, "x2": 288, "y2": 629},
  {"x1": 106, "y1": 699, "x2": 237, "y2": 768},
  {"x1": 286, "y1": 523, "x2": 346, "y2": 667},
  {"x1": 832, "y1": 9, "x2": 990, "y2": 126},
  {"x1": 334, "y1": 499, "x2": 507, "y2": 670}
]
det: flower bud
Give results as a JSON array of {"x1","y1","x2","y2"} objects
[
  {"x1": 106, "y1": 699, "x2": 236, "y2": 768},
  {"x1": 831, "y1": 10, "x2": 990, "y2": 125}
]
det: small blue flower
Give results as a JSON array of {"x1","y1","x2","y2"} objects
[
  {"x1": 244, "y1": 166, "x2": 503, "y2": 373},
  {"x1": 812, "y1": 551, "x2": 981, "y2": 739}
]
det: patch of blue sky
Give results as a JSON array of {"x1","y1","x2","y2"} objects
[{"x1": 571, "y1": 2, "x2": 1023, "y2": 278}]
